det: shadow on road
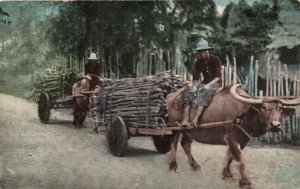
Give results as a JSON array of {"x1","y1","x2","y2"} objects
[
  {"x1": 125, "y1": 147, "x2": 160, "y2": 157},
  {"x1": 47, "y1": 120, "x2": 73, "y2": 127}
]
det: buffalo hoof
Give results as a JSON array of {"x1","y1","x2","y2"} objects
[
  {"x1": 169, "y1": 160, "x2": 178, "y2": 172},
  {"x1": 73, "y1": 125, "x2": 82, "y2": 129},
  {"x1": 191, "y1": 161, "x2": 201, "y2": 171},
  {"x1": 222, "y1": 173, "x2": 235, "y2": 181},
  {"x1": 92, "y1": 127, "x2": 99, "y2": 134},
  {"x1": 239, "y1": 178, "x2": 253, "y2": 189}
]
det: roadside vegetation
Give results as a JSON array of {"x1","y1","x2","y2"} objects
[{"x1": 0, "y1": 0, "x2": 299, "y2": 99}]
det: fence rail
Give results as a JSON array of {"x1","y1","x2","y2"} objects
[
  {"x1": 224, "y1": 56, "x2": 300, "y2": 143},
  {"x1": 67, "y1": 50, "x2": 300, "y2": 143}
]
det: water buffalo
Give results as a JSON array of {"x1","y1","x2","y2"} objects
[
  {"x1": 166, "y1": 84, "x2": 299, "y2": 189},
  {"x1": 72, "y1": 74, "x2": 102, "y2": 128}
]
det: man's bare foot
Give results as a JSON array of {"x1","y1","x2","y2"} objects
[
  {"x1": 191, "y1": 121, "x2": 198, "y2": 127},
  {"x1": 175, "y1": 121, "x2": 189, "y2": 127}
]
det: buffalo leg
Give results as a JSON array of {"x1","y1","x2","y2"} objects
[
  {"x1": 230, "y1": 143, "x2": 252, "y2": 189},
  {"x1": 222, "y1": 148, "x2": 234, "y2": 180},
  {"x1": 169, "y1": 132, "x2": 180, "y2": 172},
  {"x1": 181, "y1": 133, "x2": 200, "y2": 170},
  {"x1": 72, "y1": 99, "x2": 80, "y2": 128},
  {"x1": 78, "y1": 110, "x2": 87, "y2": 128}
]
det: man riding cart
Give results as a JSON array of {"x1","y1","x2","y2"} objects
[{"x1": 180, "y1": 38, "x2": 222, "y2": 127}]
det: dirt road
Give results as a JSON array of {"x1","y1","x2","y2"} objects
[{"x1": 0, "y1": 93, "x2": 300, "y2": 189}]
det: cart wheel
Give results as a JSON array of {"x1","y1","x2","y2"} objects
[
  {"x1": 106, "y1": 116, "x2": 128, "y2": 156},
  {"x1": 152, "y1": 135, "x2": 172, "y2": 154},
  {"x1": 38, "y1": 92, "x2": 51, "y2": 124}
]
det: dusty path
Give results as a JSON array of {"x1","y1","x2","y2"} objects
[{"x1": 0, "y1": 93, "x2": 300, "y2": 189}]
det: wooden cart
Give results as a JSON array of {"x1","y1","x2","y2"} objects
[
  {"x1": 91, "y1": 72, "x2": 185, "y2": 156},
  {"x1": 38, "y1": 92, "x2": 74, "y2": 123},
  {"x1": 91, "y1": 72, "x2": 235, "y2": 156},
  {"x1": 104, "y1": 115, "x2": 232, "y2": 156},
  {"x1": 35, "y1": 69, "x2": 82, "y2": 123}
]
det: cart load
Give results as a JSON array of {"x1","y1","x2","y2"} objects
[
  {"x1": 31, "y1": 67, "x2": 82, "y2": 123},
  {"x1": 91, "y1": 71, "x2": 185, "y2": 131},
  {"x1": 31, "y1": 67, "x2": 82, "y2": 102}
]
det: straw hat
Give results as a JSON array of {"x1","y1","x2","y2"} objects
[
  {"x1": 195, "y1": 39, "x2": 213, "y2": 51},
  {"x1": 88, "y1": 52, "x2": 98, "y2": 60}
]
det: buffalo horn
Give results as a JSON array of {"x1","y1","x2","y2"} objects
[
  {"x1": 230, "y1": 84, "x2": 263, "y2": 104},
  {"x1": 279, "y1": 96, "x2": 300, "y2": 106}
]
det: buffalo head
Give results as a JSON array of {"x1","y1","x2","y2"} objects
[{"x1": 230, "y1": 84, "x2": 299, "y2": 133}]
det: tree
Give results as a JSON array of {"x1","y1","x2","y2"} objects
[
  {"x1": 0, "y1": 6, "x2": 10, "y2": 25},
  {"x1": 46, "y1": 1, "x2": 219, "y2": 77},
  {"x1": 219, "y1": 0, "x2": 280, "y2": 66}
]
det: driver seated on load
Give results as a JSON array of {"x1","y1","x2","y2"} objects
[{"x1": 180, "y1": 38, "x2": 222, "y2": 127}]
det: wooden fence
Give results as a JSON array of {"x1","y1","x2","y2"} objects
[
  {"x1": 224, "y1": 56, "x2": 300, "y2": 143},
  {"x1": 127, "y1": 50, "x2": 300, "y2": 143},
  {"x1": 67, "y1": 50, "x2": 300, "y2": 143}
]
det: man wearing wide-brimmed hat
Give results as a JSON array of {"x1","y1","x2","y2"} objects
[
  {"x1": 180, "y1": 38, "x2": 222, "y2": 127},
  {"x1": 85, "y1": 52, "x2": 101, "y2": 76}
]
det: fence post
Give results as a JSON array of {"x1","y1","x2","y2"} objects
[
  {"x1": 273, "y1": 66, "x2": 277, "y2": 96},
  {"x1": 254, "y1": 60, "x2": 258, "y2": 96},
  {"x1": 272, "y1": 65, "x2": 278, "y2": 142},
  {"x1": 248, "y1": 56, "x2": 254, "y2": 95},
  {"x1": 266, "y1": 57, "x2": 270, "y2": 96},
  {"x1": 221, "y1": 65, "x2": 225, "y2": 88},
  {"x1": 229, "y1": 66, "x2": 232, "y2": 86},
  {"x1": 233, "y1": 57, "x2": 237, "y2": 85},
  {"x1": 278, "y1": 62, "x2": 281, "y2": 96},
  {"x1": 292, "y1": 76, "x2": 297, "y2": 139},
  {"x1": 295, "y1": 80, "x2": 300, "y2": 140},
  {"x1": 167, "y1": 50, "x2": 170, "y2": 70},
  {"x1": 225, "y1": 56, "x2": 230, "y2": 86},
  {"x1": 149, "y1": 52, "x2": 152, "y2": 76}
]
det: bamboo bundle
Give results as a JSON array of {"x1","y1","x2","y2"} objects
[
  {"x1": 30, "y1": 67, "x2": 82, "y2": 101},
  {"x1": 91, "y1": 71, "x2": 185, "y2": 130}
]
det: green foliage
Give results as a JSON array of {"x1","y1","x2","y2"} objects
[
  {"x1": 0, "y1": 6, "x2": 10, "y2": 24},
  {"x1": 46, "y1": 1, "x2": 218, "y2": 77},
  {"x1": 218, "y1": 0, "x2": 280, "y2": 66},
  {"x1": 0, "y1": 2, "x2": 59, "y2": 75},
  {"x1": 47, "y1": 2, "x2": 152, "y2": 58},
  {"x1": 268, "y1": 0, "x2": 300, "y2": 50}
]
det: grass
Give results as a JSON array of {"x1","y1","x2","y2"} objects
[{"x1": 0, "y1": 74, "x2": 32, "y2": 100}]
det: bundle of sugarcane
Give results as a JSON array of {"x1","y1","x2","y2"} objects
[
  {"x1": 91, "y1": 71, "x2": 186, "y2": 129},
  {"x1": 29, "y1": 67, "x2": 82, "y2": 101}
]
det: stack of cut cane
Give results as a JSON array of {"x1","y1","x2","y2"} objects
[
  {"x1": 30, "y1": 67, "x2": 81, "y2": 101},
  {"x1": 91, "y1": 71, "x2": 185, "y2": 129}
]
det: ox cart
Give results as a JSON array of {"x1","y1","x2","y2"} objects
[
  {"x1": 32, "y1": 68, "x2": 82, "y2": 123},
  {"x1": 91, "y1": 71, "x2": 233, "y2": 156}
]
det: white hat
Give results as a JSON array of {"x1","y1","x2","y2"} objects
[
  {"x1": 195, "y1": 38, "x2": 213, "y2": 51},
  {"x1": 88, "y1": 52, "x2": 98, "y2": 60}
]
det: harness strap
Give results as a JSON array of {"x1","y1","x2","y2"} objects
[{"x1": 234, "y1": 119, "x2": 253, "y2": 140}]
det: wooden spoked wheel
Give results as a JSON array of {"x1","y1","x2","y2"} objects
[
  {"x1": 106, "y1": 116, "x2": 128, "y2": 157},
  {"x1": 152, "y1": 135, "x2": 172, "y2": 154},
  {"x1": 38, "y1": 92, "x2": 51, "y2": 124}
]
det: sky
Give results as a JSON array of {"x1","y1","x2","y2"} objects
[{"x1": 214, "y1": 0, "x2": 256, "y2": 14}]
